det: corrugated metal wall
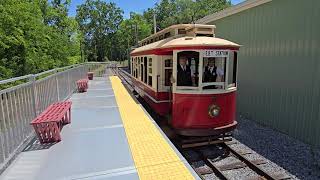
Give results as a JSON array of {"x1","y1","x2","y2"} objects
[{"x1": 205, "y1": 0, "x2": 320, "y2": 147}]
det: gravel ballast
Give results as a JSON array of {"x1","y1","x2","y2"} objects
[{"x1": 233, "y1": 115, "x2": 320, "y2": 180}]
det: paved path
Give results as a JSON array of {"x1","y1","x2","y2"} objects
[{"x1": 0, "y1": 75, "x2": 198, "y2": 180}]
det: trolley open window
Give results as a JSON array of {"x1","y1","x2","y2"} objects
[
  {"x1": 202, "y1": 57, "x2": 226, "y2": 89},
  {"x1": 173, "y1": 50, "x2": 237, "y2": 91},
  {"x1": 201, "y1": 50, "x2": 229, "y2": 90},
  {"x1": 164, "y1": 59, "x2": 172, "y2": 86},
  {"x1": 176, "y1": 51, "x2": 199, "y2": 89},
  {"x1": 144, "y1": 57, "x2": 147, "y2": 84},
  {"x1": 148, "y1": 58, "x2": 153, "y2": 86},
  {"x1": 227, "y1": 51, "x2": 238, "y2": 88}
]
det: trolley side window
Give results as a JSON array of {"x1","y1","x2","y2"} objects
[
  {"x1": 148, "y1": 58, "x2": 153, "y2": 86},
  {"x1": 141, "y1": 57, "x2": 144, "y2": 82},
  {"x1": 178, "y1": 29, "x2": 186, "y2": 35},
  {"x1": 136, "y1": 57, "x2": 138, "y2": 79},
  {"x1": 202, "y1": 57, "x2": 226, "y2": 89},
  {"x1": 144, "y1": 57, "x2": 147, "y2": 84},
  {"x1": 137, "y1": 57, "x2": 140, "y2": 79},
  {"x1": 131, "y1": 58, "x2": 134, "y2": 76},
  {"x1": 134, "y1": 57, "x2": 137, "y2": 78},
  {"x1": 177, "y1": 51, "x2": 199, "y2": 87},
  {"x1": 228, "y1": 51, "x2": 238, "y2": 88},
  {"x1": 164, "y1": 59, "x2": 172, "y2": 86}
]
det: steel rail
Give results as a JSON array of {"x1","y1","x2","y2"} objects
[
  {"x1": 0, "y1": 62, "x2": 115, "y2": 86},
  {"x1": 194, "y1": 149, "x2": 229, "y2": 180},
  {"x1": 118, "y1": 68, "x2": 134, "y2": 89},
  {"x1": 222, "y1": 143, "x2": 278, "y2": 180},
  {"x1": 179, "y1": 141, "x2": 292, "y2": 180},
  {"x1": 0, "y1": 75, "x2": 32, "y2": 85}
]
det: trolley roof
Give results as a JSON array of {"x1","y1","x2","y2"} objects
[
  {"x1": 132, "y1": 24, "x2": 240, "y2": 56},
  {"x1": 131, "y1": 36, "x2": 240, "y2": 56},
  {"x1": 139, "y1": 24, "x2": 216, "y2": 45}
]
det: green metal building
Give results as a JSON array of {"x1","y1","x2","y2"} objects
[{"x1": 197, "y1": 0, "x2": 320, "y2": 147}]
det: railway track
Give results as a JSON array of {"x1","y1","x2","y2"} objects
[
  {"x1": 182, "y1": 140, "x2": 292, "y2": 180},
  {"x1": 113, "y1": 67, "x2": 293, "y2": 180},
  {"x1": 109, "y1": 67, "x2": 130, "y2": 84},
  {"x1": 116, "y1": 67, "x2": 136, "y2": 93}
]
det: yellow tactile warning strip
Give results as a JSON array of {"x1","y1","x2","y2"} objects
[{"x1": 110, "y1": 76, "x2": 194, "y2": 180}]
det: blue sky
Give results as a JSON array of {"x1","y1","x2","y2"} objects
[{"x1": 68, "y1": 0, "x2": 244, "y2": 18}]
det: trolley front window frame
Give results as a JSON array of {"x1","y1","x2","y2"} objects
[
  {"x1": 172, "y1": 49, "x2": 238, "y2": 94},
  {"x1": 176, "y1": 51, "x2": 200, "y2": 90}
]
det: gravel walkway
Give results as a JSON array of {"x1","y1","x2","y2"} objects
[{"x1": 233, "y1": 115, "x2": 320, "y2": 180}]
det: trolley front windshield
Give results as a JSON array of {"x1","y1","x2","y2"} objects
[{"x1": 175, "y1": 50, "x2": 237, "y2": 91}]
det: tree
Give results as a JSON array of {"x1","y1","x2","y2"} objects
[
  {"x1": 43, "y1": 0, "x2": 71, "y2": 31},
  {"x1": 142, "y1": 0, "x2": 231, "y2": 31},
  {"x1": 115, "y1": 13, "x2": 152, "y2": 61},
  {"x1": 104, "y1": 0, "x2": 231, "y2": 61},
  {"x1": 0, "y1": 0, "x2": 81, "y2": 80},
  {"x1": 76, "y1": 0, "x2": 123, "y2": 62},
  {"x1": 0, "y1": 0, "x2": 232, "y2": 79},
  {"x1": 195, "y1": 0, "x2": 231, "y2": 17}
]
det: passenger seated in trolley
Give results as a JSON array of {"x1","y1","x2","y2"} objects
[
  {"x1": 177, "y1": 56, "x2": 193, "y2": 86},
  {"x1": 203, "y1": 57, "x2": 225, "y2": 89}
]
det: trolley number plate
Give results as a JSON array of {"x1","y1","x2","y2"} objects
[{"x1": 204, "y1": 50, "x2": 229, "y2": 57}]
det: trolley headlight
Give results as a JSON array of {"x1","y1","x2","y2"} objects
[{"x1": 208, "y1": 104, "x2": 220, "y2": 118}]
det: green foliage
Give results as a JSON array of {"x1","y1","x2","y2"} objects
[
  {"x1": 0, "y1": 0, "x2": 231, "y2": 80},
  {"x1": 108, "y1": 0, "x2": 231, "y2": 61},
  {"x1": 114, "y1": 13, "x2": 152, "y2": 61},
  {"x1": 76, "y1": 0, "x2": 123, "y2": 62},
  {"x1": 148, "y1": 0, "x2": 231, "y2": 30},
  {"x1": 0, "y1": 0, "x2": 81, "y2": 80}
]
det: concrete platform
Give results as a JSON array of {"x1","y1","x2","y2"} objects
[{"x1": 0, "y1": 75, "x2": 199, "y2": 180}]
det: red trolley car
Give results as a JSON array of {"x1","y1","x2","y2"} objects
[{"x1": 130, "y1": 24, "x2": 240, "y2": 137}]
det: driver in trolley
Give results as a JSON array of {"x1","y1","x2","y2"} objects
[
  {"x1": 204, "y1": 57, "x2": 224, "y2": 82},
  {"x1": 177, "y1": 56, "x2": 193, "y2": 86}
]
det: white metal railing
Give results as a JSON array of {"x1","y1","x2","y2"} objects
[{"x1": 0, "y1": 62, "x2": 112, "y2": 171}]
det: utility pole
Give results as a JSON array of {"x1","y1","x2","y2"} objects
[
  {"x1": 135, "y1": 23, "x2": 138, "y2": 46},
  {"x1": 127, "y1": 38, "x2": 130, "y2": 58},
  {"x1": 80, "y1": 40, "x2": 83, "y2": 62},
  {"x1": 153, "y1": 13, "x2": 157, "y2": 34}
]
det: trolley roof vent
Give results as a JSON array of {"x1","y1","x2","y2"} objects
[
  {"x1": 185, "y1": 37, "x2": 193, "y2": 40},
  {"x1": 138, "y1": 24, "x2": 216, "y2": 47}
]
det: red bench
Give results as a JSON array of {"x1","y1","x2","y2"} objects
[
  {"x1": 87, "y1": 72, "x2": 94, "y2": 80},
  {"x1": 77, "y1": 79, "x2": 88, "y2": 92},
  {"x1": 30, "y1": 101, "x2": 72, "y2": 144}
]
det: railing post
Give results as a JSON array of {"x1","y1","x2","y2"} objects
[
  {"x1": 0, "y1": 93, "x2": 9, "y2": 165},
  {"x1": 77, "y1": 65, "x2": 81, "y2": 80},
  {"x1": 55, "y1": 69, "x2": 60, "y2": 101},
  {"x1": 104, "y1": 64, "x2": 107, "y2": 77},
  {"x1": 28, "y1": 75, "x2": 38, "y2": 117},
  {"x1": 116, "y1": 64, "x2": 119, "y2": 76},
  {"x1": 84, "y1": 64, "x2": 87, "y2": 78},
  {"x1": 67, "y1": 70, "x2": 71, "y2": 95}
]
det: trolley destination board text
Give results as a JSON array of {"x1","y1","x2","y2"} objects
[{"x1": 203, "y1": 50, "x2": 229, "y2": 57}]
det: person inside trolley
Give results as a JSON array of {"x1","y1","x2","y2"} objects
[
  {"x1": 177, "y1": 56, "x2": 194, "y2": 86},
  {"x1": 203, "y1": 57, "x2": 224, "y2": 89}
]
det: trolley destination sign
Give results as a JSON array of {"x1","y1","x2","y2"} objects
[{"x1": 203, "y1": 50, "x2": 229, "y2": 57}]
